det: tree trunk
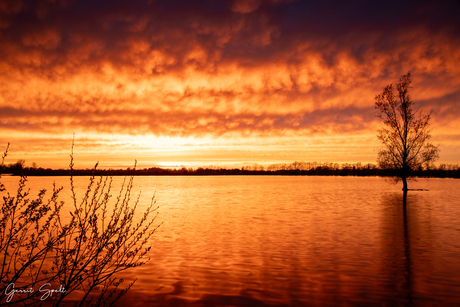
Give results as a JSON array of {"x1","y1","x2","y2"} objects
[{"x1": 402, "y1": 176, "x2": 408, "y2": 191}]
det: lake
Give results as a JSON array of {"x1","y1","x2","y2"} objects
[{"x1": 1, "y1": 175, "x2": 460, "y2": 306}]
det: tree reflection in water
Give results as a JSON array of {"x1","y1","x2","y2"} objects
[{"x1": 379, "y1": 191, "x2": 438, "y2": 306}]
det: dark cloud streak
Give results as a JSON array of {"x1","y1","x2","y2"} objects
[
  {"x1": 0, "y1": 104, "x2": 376, "y2": 137},
  {"x1": 2, "y1": 0, "x2": 458, "y2": 70}
]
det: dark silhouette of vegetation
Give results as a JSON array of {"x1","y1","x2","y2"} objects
[
  {"x1": 375, "y1": 72, "x2": 440, "y2": 191},
  {"x1": 0, "y1": 142, "x2": 160, "y2": 306},
  {"x1": 2, "y1": 160, "x2": 458, "y2": 179}
]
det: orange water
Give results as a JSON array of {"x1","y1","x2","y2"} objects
[{"x1": 1, "y1": 176, "x2": 460, "y2": 306}]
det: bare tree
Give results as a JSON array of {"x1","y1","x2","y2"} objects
[{"x1": 375, "y1": 72, "x2": 440, "y2": 191}]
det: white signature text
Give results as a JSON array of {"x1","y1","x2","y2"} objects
[{"x1": 4, "y1": 283, "x2": 66, "y2": 302}]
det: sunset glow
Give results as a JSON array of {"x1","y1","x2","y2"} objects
[{"x1": 1, "y1": 0, "x2": 459, "y2": 168}]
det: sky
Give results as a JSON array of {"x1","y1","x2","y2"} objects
[{"x1": 1, "y1": 0, "x2": 459, "y2": 169}]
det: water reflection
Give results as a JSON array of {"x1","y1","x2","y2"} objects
[
  {"x1": 379, "y1": 191, "x2": 439, "y2": 306},
  {"x1": 113, "y1": 177, "x2": 460, "y2": 306},
  {"x1": 2, "y1": 176, "x2": 460, "y2": 306}
]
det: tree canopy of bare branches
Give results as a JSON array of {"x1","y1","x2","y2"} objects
[{"x1": 375, "y1": 72, "x2": 440, "y2": 191}]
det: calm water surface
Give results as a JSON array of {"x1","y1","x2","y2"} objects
[{"x1": 2, "y1": 176, "x2": 460, "y2": 306}]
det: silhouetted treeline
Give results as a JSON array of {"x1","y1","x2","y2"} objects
[{"x1": 2, "y1": 160, "x2": 460, "y2": 178}]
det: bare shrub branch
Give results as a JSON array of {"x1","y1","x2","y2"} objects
[{"x1": 0, "y1": 141, "x2": 161, "y2": 306}]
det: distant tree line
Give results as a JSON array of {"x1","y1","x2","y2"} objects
[{"x1": 2, "y1": 160, "x2": 460, "y2": 178}]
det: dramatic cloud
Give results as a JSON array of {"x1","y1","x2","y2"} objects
[{"x1": 1, "y1": 0, "x2": 459, "y2": 167}]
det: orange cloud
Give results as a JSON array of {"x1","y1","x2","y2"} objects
[{"x1": 1, "y1": 0, "x2": 459, "y2": 167}]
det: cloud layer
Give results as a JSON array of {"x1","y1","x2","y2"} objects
[{"x1": 1, "y1": 0, "x2": 459, "y2": 166}]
